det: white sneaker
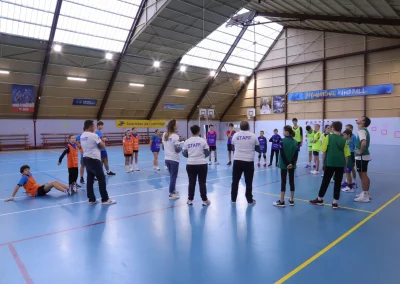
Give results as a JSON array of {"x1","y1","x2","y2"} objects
[
  {"x1": 156, "y1": 167, "x2": 160, "y2": 171},
  {"x1": 135, "y1": 164, "x2": 140, "y2": 171},
  {"x1": 187, "y1": 199, "x2": 193, "y2": 205},
  {"x1": 214, "y1": 161, "x2": 219, "y2": 165},
  {"x1": 310, "y1": 170, "x2": 316, "y2": 174},
  {"x1": 202, "y1": 200, "x2": 211, "y2": 206},
  {"x1": 354, "y1": 191, "x2": 370, "y2": 203},
  {"x1": 88, "y1": 200, "x2": 98, "y2": 205},
  {"x1": 165, "y1": 166, "x2": 168, "y2": 170},
  {"x1": 102, "y1": 199, "x2": 116, "y2": 205},
  {"x1": 341, "y1": 186, "x2": 354, "y2": 193},
  {"x1": 169, "y1": 192, "x2": 180, "y2": 200},
  {"x1": 208, "y1": 161, "x2": 212, "y2": 165},
  {"x1": 72, "y1": 182, "x2": 77, "y2": 192},
  {"x1": 330, "y1": 179, "x2": 334, "y2": 183},
  {"x1": 125, "y1": 166, "x2": 131, "y2": 173}
]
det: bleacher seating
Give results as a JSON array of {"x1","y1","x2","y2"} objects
[
  {"x1": 40, "y1": 132, "x2": 151, "y2": 149},
  {"x1": 0, "y1": 134, "x2": 30, "y2": 151},
  {"x1": 41, "y1": 133, "x2": 73, "y2": 149},
  {"x1": 103, "y1": 132, "x2": 150, "y2": 146}
]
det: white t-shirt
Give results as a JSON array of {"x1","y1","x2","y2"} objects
[
  {"x1": 183, "y1": 136, "x2": 209, "y2": 165},
  {"x1": 162, "y1": 132, "x2": 181, "y2": 162},
  {"x1": 232, "y1": 130, "x2": 259, "y2": 162},
  {"x1": 355, "y1": 129, "x2": 371, "y2": 161},
  {"x1": 80, "y1": 132, "x2": 102, "y2": 160}
]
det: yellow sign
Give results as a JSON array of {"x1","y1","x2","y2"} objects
[{"x1": 115, "y1": 119, "x2": 166, "y2": 128}]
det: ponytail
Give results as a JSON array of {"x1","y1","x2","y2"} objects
[
  {"x1": 284, "y1": 125, "x2": 295, "y2": 137},
  {"x1": 164, "y1": 119, "x2": 177, "y2": 141}
]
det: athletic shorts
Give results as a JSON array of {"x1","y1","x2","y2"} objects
[
  {"x1": 209, "y1": 146, "x2": 216, "y2": 151},
  {"x1": 101, "y1": 150, "x2": 108, "y2": 159},
  {"x1": 350, "y1": 152, "x2": 355, "y2": 165},
  {"x1": 152, "y1": 150, "x2": 160, "y2": 153},
  {"x1": 313, "y1": 151, "x2": 319, "y2": 156},
  {"x1": 35, "y1": 185, "x2": 48, "y2": 197},
  {"x1": 356, "y1": 160, "x2": 369, "y2": 173},
  {"x1": 124, "y1": 154, "x2": 132, "y2": 157},
  {"x1": 227, "y1": 144, "x2": 234, "y2": 152},
  {"x1": 133, "y1": 150, "x2": 138, "y2": 153}
]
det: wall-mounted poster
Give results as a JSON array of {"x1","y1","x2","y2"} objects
[
  {"x1": 260, "y1": 96, "x2": 272, "y2": 114},
  {"x1": 12, "y1": 84, "x2": 35, "y2": 112},
  {"x1": 273, "y1": 95, "x2": 285, "y2": 114}
]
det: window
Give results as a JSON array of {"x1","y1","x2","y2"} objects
[{"x1": 181, "y1": 8, "x2": 283, "y2": 76}]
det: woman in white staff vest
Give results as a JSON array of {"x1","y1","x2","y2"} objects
[
  {"x1": 182, "y1": 125, "x2": 211, "y2": 206},
  {"x1": 231, "y1": 121, "x2": 260, "y2": 205}
]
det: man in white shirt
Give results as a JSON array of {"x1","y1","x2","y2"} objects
[
  {"x1": 80, "y1": 120, "x2": 116, "y2": 205},
  {"x1": 231, "y1": 121, "x2": 260, "y2": 205}
]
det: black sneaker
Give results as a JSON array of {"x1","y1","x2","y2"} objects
[
  {"x1": 289, "y1": 199, "x2": 295, "y2": 206},
  {"x1": 273, "y1": 200, "x2": 285, "y2": 207},
  {"x1": 107, "y1": 171, "x2": 116, "y2": 176},
  {"x1": 309, "y1": 198, "x2": 324, "y2": 206},
  {"x1": 268, "y1": 164, "x2": 272, "y2": 167},
  {"x1": 80, "y1": 177, "x2": 85, "y2": 184},
  {"x1": 227, "y1": 161, "x2": 232, "y2": 166},
  {"x1": 332, "y1": 203, "x2": 339, "y2": 210},
  {"x1": 248, "y1": 199, "x2": 256, "y2": 205}
]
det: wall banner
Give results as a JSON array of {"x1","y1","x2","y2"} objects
[
  {"x1": 12, "y1": 84, "x2": 35, "y2": 112},
  {"x1": 72, "y1": 98, "x2": 97, "y2": 106},
  {"x1": 260, "y1": 96, "x2": 272, "y2": 114},
  {"x1": 116, "y1": 119, "x2": 165, "y2": 128},
  {"x1": 163, "y1": 104, "x2": 186, "y2": 110},
  {"x1": 288, "y1": 84, "x2": 394, "y2": 101},
  {"x1": 273, "y1": 95, "x2": 285, "y2": 114}
]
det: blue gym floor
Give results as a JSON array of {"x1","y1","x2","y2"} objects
[{"x1": 0, "y1": 142, "x2": 399, "y2": 284}]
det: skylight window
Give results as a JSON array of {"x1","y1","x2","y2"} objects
[
  {"x1": 0, "y1": 0, "x2": 57, "y2": 40},
  {"x1": 54, "y1": 0, "x2": 140, "y2": 52},
  {"x1": 181, "y1": 8, "x2": 283, "y2": 76}
]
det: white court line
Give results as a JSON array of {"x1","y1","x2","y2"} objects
[{"x1": 0, "y1": 164, "x2": 310, "y2": 217}]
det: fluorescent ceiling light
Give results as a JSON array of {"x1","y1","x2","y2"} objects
[
  {"x1": 239, "y1": 76, "x2": 245, "y2": 81},
  {"x1": 105, "y1": 53, "x2": 113, "y2": 60},
  {"x1": 130, "y1": 83, "x2": 145, "y2": 87},
  {"x1": 177, "y1": 88, "x2": 190, "y2": 92},
  {"x1": 67, "y1": 77, "x2": 87, "y2": 82},
  {"x1": 180, "y1": 66, "x2": 187, "y2": 72},
  {"x1": 0, "y1": 70, "x2": 10, "y2": 74},
  {"x1": 54, "y1": 44, "x2": 62, "y2": 52},
  {"x1": 153, "y1": 61, "x2": 160, "y2": 67},
  {"x1": 210, "y1": 70, "x2": 216, "y2": 76}
]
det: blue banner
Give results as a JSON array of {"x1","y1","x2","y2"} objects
[
  {"x1": 12, "y1": 84, "x2": 35, "y2": 112},
  {"x1": 163, "y1": 104, "x2": 186, "y2": 110},
  {"x1": 288, "y1": 84, "x2": 393, "y2": 101},
  {"x1": 72, "y1": 99, "x2": 97, "y2": 106}
]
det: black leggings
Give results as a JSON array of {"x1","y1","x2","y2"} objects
[
  {"x1": 68, "y1": 167, "x2": 78, "y2": 185},
  {"x1": 319, "y1": 166, "x2": 344, "y2": 200},
  {"x1": 186, "y1": 164, "x2": 208, "y2": 201},
  {"x1": 281, "y1": 169, "x2": 295, "y2": 192},
  {"x1": 258, "y1": 153, "x2": 266, "y2": 159},
  {"x1": 270, "y1": 150, "x2": 279, "y2": 165}
]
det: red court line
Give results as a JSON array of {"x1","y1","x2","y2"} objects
[
  {"x1": 8, "y1": 244, "x2": 34, "y2": 284},
  {"x1": 0, "y1": 173, "x2": 310, "y2": 248}
]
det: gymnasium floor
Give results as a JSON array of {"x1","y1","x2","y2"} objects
[{"x1": 0, "y1": 142, "x2": 399, "y2": 284}]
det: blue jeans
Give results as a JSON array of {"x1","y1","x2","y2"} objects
[{"x1": 165, "y1": 160, "x2": 179, "y2": 193}]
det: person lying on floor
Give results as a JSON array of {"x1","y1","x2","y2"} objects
[{"x1": 4, "y1": 165, "x2": 71, "y2": 202}]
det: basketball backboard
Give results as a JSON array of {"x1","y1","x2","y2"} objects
[{"x1": 226, "y1": 11, "x2": 256, "y2": 27}]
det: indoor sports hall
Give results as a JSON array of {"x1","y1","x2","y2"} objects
[{"x1": 0, "y1": 0, "x2": 399, "y2": 283}]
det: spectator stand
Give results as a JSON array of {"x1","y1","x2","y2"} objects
[{"x1": 0, "y1": 134, "x2": 30, "y2": 151}]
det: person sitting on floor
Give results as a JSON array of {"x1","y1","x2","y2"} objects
[{"x1": 4, "y1": 165, "x2": 71, "y2": 202}]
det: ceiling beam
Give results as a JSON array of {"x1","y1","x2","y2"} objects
[
  {"x1": 32, "y1": 0, "x2": 63, "y2": 120},
  {"x1": 186, "y1": 26, "x2": 248, "y2": 121},
  {"x1": 96, "y1": 0, "x2": 148, "y2": 121},
  {"x1": 146, "y1": 57, "x2": 182, "y2": 120},
  {"x1": 256, "y1": 11, "x2": 400, "y2": 26},
  {"x1": 219, "y1": 28, "x2": 285, "y2": 122},
  {"x1": 285, "y1": 25, "x2": 400, "y2": 39}
]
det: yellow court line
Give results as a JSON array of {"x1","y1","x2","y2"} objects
[
  {"x1": 274, "y1": 192, "x2": 400, "y2": 284},
  {"x1": 254, "y1": 191, "x2": 374, "y2": 214}
]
